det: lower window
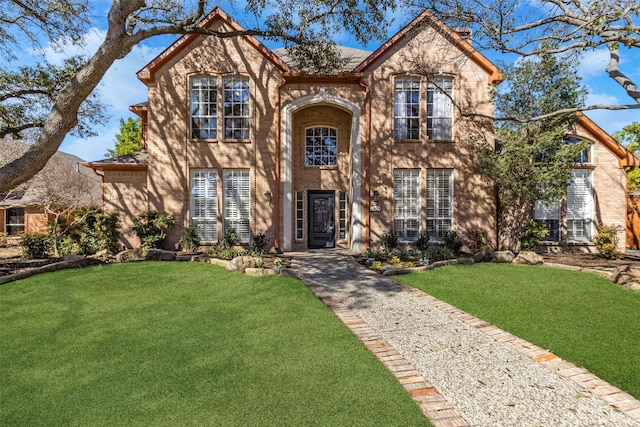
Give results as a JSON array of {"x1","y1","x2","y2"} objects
[
  {"x1": 393, "y1": 169, "x2": 421, "y2": 240},
  {"x1": 426, "y1": 169, "x2": 453, "y2": 241},
  {"x1": 5, "y1": 208, "x2": 25, "y2": 235},
  {"x1": 224, "y1": 169, "x2": 251, "y2": 243},
  {"x1": 190, "y1": 170, "x2": 218, "y2": 242}
]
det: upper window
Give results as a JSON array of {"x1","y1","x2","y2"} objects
[
  {"x1": 223, "y1": 76, "x2": 250, "y2": 140},
  {"x1": 190, "y1": 76, "x2": 217, "y2": 139},
  {"x1": 427, "y1": 77, "x2": 454, "y2": 141},
  {"x1": 394, "y1": 77, "x2": 421, "y2": 140},
  {"x1": 305, "y1": 127, "x2": 338, "y2": 167},
  {"x1": 564, "y1": 136, "x2": 591, "y2": 163}
]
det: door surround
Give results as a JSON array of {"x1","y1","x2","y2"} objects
[{"x1": 281, "y1": 91, "x2": 363, "y2": 251}]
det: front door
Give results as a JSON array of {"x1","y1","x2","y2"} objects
[{"x1": 308, "y1": 191, "x2": 335, "y2": 248}]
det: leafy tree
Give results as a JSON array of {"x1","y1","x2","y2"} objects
[
  {"x1": 105, "y1": 117, "x2": 143, "y2": 158},
  {"x1": 0, "y1": 0, "x2": 396, "y2": 193},
  {"x1": 413, "y1": 0, "x2": 640, "y2": 112},
  {"x1": 476, "y1": 53, "x2": 588, "y2": 250},
  {"x1": 613, "y1": 122, "x2": 640, "y2": 191}
]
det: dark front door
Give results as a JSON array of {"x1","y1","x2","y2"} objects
[{"x1": 308, "y1": 191, "x2": 335, "y2": 248}]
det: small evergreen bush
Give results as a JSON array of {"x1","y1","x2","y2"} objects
[
  {"x1": 594, "y1": 225, "x2": 621, "y2": 260},
  {"x1": 180, "y1": 226, "x2": 201, "y2": 252},
  {"x1": 222, "y1": 227, "x2": 239, "y2": 249},
  {"x1": 520, "y1": 220, "x2": 548, "y2": 251},
  {"x1": 415, "y1": 230, "x2": 431, "y2": 253},
  {"x1": 22, "y1": 233, "x2": 53, "y2": 259},
  {"x1": 468, "y1": 228, "x2": 490, "y2": 252},
  {"x1": 422, "y1": 245, "x2": 453, "y2": 263},
  {"x1": 131, "y1": 211, "x2": 176, "y2": 249},
  {"x1": 380, "y1": 230, "x2": 398, "y2": 254},
  {"x1": 250, "y1": 232, "x2": 269, "y2": 255},
  {"x1": 442, "y1": 230, "x2": 462, "y2": 255}
]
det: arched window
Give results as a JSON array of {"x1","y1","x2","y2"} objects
[
  {"x1": 564, "y1": 136, "x2": 591, "y2": 163},
  {"x1": 305, "y1": 127, "x2": 338, "y2": 167}
]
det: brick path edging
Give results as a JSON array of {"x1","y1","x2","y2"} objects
[{"x1": 293, "y1": 257, "x2": 640, "y2": 426}]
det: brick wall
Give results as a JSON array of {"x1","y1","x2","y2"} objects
[{"x1": 104, "y1": 170, "x2": 148, "y2": 249}]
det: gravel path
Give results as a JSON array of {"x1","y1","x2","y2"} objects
[{"x1": 294, "y1": 251, "x2": 640, "y2": 427}]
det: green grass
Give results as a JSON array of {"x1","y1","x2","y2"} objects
[
  {"x1": 0, "y1": 262, "x2": 430, "y2": 426},
  {"x1": 396, "y1": 263, "x2": 640, "y2": 399}
]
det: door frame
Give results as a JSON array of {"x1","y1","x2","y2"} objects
[{"x1": 307, "y1": 190, "x2": 336, "y2": 249}]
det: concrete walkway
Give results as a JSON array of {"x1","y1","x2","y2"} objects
[{"x1": 291, "y1": 251, "x2": 640, "y2": 427}]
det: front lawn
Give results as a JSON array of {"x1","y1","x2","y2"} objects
[
  {"x1": 0, "y1": 262, "x2": 430, "y2": 426},
  {"x1": 396, "y1": 263, "x2": 640, "y2": 399}
]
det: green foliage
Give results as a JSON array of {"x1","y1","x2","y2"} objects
[
  {"x1": 415, "y1": 230, "x2": 431, "y2": 253},
  {"x1": 363, "y1": 248, "x2": 383, "y2": 261},
  {"x1": 250, "y1": 232, "x2": 269, "y2": 255},
  {"x1": 442, "y1": 230, "x2": 463, "y2": 255},
  {"x1": 105, "y1": 117, "x2": 143, "y2": 158},
  {"x1": 613, "y1": 122, "x2": 640, "y2": 192},
  {"x1": 613, "y1": 122, "x2": 640, "y2": 155},
  {"x1": 479, "y1": 52, "x2": 588, "y2": 250},
  {"x1": 520, "y1": 221, "x2": 549, "y2": 251},
  {"x1": 371, "y1": 260, "x2": 383, "y2": 269},
  {"x1": 594, "y1": 225, "x2": 621, "y2": 260},
  {"x1": 61, "y1": 209, "x2": 121, "y2": 255},
  {"x1": 397, "y1": 248, "x2": 412, "y2": 262},
  {"x1": 131, "y1": 211, "x2": 176, "y2": 249},
  {"x1": 380, "y1": 230, "x2": 398, "y2": 254},
  {"x1": 206, "y1": 245, "x2": 247, "y2": 260},
  {"x1": 221, "y1": 227, "x2": 239, "y2": 249},
  {"x1": 180, "y1": 226, "x2": 201, "y2": 252},
  {"x1": 22, "y1": 233, "x2": 53, "y2": 259},
  {"x1": 422, "y1": 245, "x2": 453, "y2": 263}
]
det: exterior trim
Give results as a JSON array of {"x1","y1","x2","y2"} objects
[
  {"x1": 353, "y1": 9, "x2": 503, "y2": 85},
  {"x1": 576, "y1": 113, "x2": 640, "y2": 168},
  {"x1": 281, "y1": 93, "x2": 363, "y2": 252}
]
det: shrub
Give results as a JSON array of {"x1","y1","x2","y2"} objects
[
  {"x1": 390, "y1": 255, "x2": 401, "y2": 264},
  {"x1": 221, "y1": 227, "x2": 239, "y2": 249},
  {"x1": 22, "y1": 233, "x2": 53, "y2": 259},
  {"x1": 594, "y1": 225, "x2": 621, "y2": 260},
  {"x1": 363, "y1": 248, "x2": 383, "y2": 261},
  {"x1": 422, "y1": 245, "x2": 453, "y2": 263},
  {"x1": 250, "y1": 232, "x2": 269, "y2": 255},
  {"x1": 207, "y1": 245, "x2": 246, "y2": 260},
  {"x1": 442, "y1": 230, "x2": 462, "y2": 255},
  {"x1": 131, "y1": 211, "x2": 176, "y2": 249},
  {"x1": 95, "y1": 213, "x2": 121, "y2": 254},
  {"x1": 398, "y1": 248, "x2": 412, "y2": 262},
  {"x1": 61, "y1": 211, "x2": 121, "y2": 255},
  {"x1": 371, "y1": 260, "x2": 383, "y2": 270},
  {"x1": 180, "y1": 226, "x2": 201, "y2": 252},
  {"x1": 520, "y1": 220, "x2": 548, "y2": 251},
  {"x1": 380, "y1": 230, "x2": 398, "y2": 254},
  {"x1": 468, "y1": 228, "x2": 490, "y2": 252},
  {"x1": 415, "y1": 230, "x2": 431, "y2": 253}
]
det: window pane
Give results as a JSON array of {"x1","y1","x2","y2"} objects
[
  {"x1": 190, "y1": 76, "x2": 217, "y2": 139},
  {"x1": 427, "y1": 77, "x2": 453, "y2": 140},
  {"x1": 224, "y1": 169, "x2": 251, "y2": 243},
  {"x1": 305, "y1": 127, "x2": 338, "y2": 167},
  {"x1": 394, "y1": 77, "x2": 421, "y2": 140},
  {"x1": 190, "y1": 170, "x2": 218, "y2": 242},
  {"x1": 426, "y1": 169, "x2": 453, "y2": 241},
  {"x1": 393, "y1": 169, "x2": 421, "y2": 241}
]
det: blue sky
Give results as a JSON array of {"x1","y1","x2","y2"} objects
[{"x1": 49, "y1": 3, "x2": 640, "y2": 161}]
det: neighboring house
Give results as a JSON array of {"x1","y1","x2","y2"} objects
[
  {"x1": 534, "y1": 115, "x2": 639, "y2": 251},
  {"x1": 0, "y1": 139, "x2": 101, "y2": 237},
  {"x1": 83, "y1": 7, "x2": 637, "y2": 253}
]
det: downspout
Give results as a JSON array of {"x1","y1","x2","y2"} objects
[
  {"x1": 273, "y1": 77, "x2": 287, "y2": 252},
  {"x1": 359, "y1": 78, "x2": 371, "y2": 250}
]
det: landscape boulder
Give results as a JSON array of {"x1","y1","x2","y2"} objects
[
  {"x1": 115, "y1": 248, "x2": 176, "y2": 262},
  {"x1": 492, "y1": 251, "x2": 515, "y2": 263},
  {"x1": 226, "y1": 256, "x2": 255, "y2": 272},
  {"x1": 612, "y1": 265, "x2": 640, "y2": 286},
  {"x1": 473, "y1": 250, "x2": 492, "y2": 263},
  {"x1": 513, "y1": 251, "x2": 544, "y2": 265}
]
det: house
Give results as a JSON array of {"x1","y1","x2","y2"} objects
[
  {"x1": 0, "y1": 139, "x2": 101, "y2": 238},
  {"x1": 83, "y1": 7, "x2": 637, "y2": 253}
]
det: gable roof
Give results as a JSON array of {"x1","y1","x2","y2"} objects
[
  {"x1": 82, "y1": 151, "x2": 148, "y2": 172},
  {"x1": 0, "y1": 139, "x2": 101, "y2": 208},
  {"x1": 137, "y1": 7, "x2": 291, "y2": 84},
  {"x1": 272, "y1": 46, "x2": 372, "y2": 73},
  {"x1": 353, "y1": 9, "x2": 503, "y2": 84},
  {"x1": 576, "y1": 113, "x2": 640, "y2": 168}
]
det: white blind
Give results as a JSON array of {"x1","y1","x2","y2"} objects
[
  {"x1": 394, "y1": 77, "x2": 421, "y2": 140},
  {"x1": 427, "y1": 169, "x2": 453, "y2": 240},
  {"x1": 393, "y1": 169, "x2": 421, "y2": 240},
  {"x1": 224, "y1": 169, "x2": 251, "y2": 243},
  {"x1": 190, "y1": 170, "x2": 218, "y2": 242},
  {"x1": 427, "y1": 77, "x2": 453, "y2": 140},
  {"x1": 567, "y1": 169, "x2": 593, "y2": 241},
  {"x1": 534, "y1": 200, "x2": 561, "y2": 220}
]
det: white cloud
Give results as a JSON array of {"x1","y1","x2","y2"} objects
[{"x1": 577, "y1": 48, "x2": 609, "y2": 80}]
